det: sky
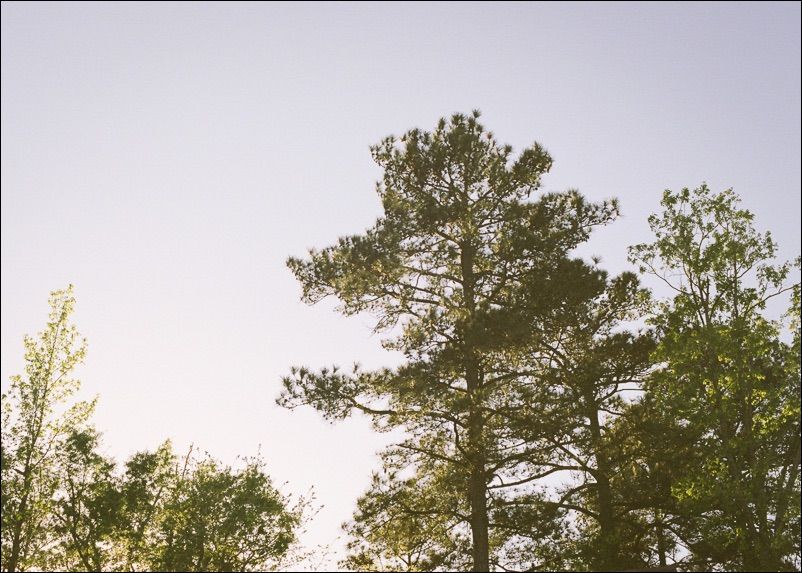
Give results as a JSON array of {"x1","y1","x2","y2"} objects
[{"x1": 2, "y1": 1, "x2": 800, "y2": 569}]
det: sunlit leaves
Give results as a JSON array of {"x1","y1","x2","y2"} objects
[
  {"x1": 1, "y1": 288, "x2": 308, "y2": 573},
  {"x1": 1, "y1": 285, "x2": 94, "y2": 573},
  {"x1": 631, "y1": 185, "x2": 800, "y2": 571}
]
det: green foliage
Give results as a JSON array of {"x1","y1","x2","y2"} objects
[
  {"x1": 629, "y1": 185, "x2": 801, "y2": 571},
  {"x1": 1, "y1": 288, "x2": 308, "y2": 572},
  {"x1": 1, "y1": 285, "x2": 94, "y2": 573},
  {"x1": 489, "y1": 262, "x2": 657, "y2": 571},
  {"x1": 116, "y1": 440, "x2": 176, "y2": 571},
  {"x1": 153, "y1": 447, "x2": 303, "y2": 572},
  {"x1": 51, "y1": 428, "x2": 120, "y2": 571},
  {"x1": 629, "y1": 184, "x2": 792, "y2": 325},
  {"x1": 280, "y1": 111, "x2": 625, "y2": 571},
  {"x1": 341, "y1": 460, "x2": 472, "y2": 572}
]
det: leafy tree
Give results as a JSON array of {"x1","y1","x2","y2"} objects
[
  {"x1": 154, "y1": 447, "x2": 303, "y2": 572},
  {"x1": 51, "y1": 428, "x2": 120, "y2": 572},
  {"x1": 526, "y1": 271, "x2": 654, "y2": 571},
  {"x1": 629, "y1": 184, "x2": 801, "y2": 571},
  {"x1": 279, "y1": 111, "x2": 619, "y2": 570},
  {"x1": 2, "y1": 287, "x2": 310, "y2": 572},
  {"x1": 594, "y1": 394, "x2": 695, "y2": 570},
  {"x1": 482, "y1": 262, "x2": 656, "y2": 571},
  {"x1": 1, "y1": 285, "x2": 94, "y2": 572},
  {"x1": 116, "y1": 441, "x2": 176, "y2": 571}
]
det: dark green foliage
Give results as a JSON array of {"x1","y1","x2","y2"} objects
[
  {"x1": 281, "y1": 118, "x2": 800, "y2": 572},
  {"x1": 341, "y1": 460, "x2": 472, "y2": 572},
  {"x1": 152, "y1": 448, "x2": 302, "y2": 572},
  {"x1": 52, "y1": 429, "x2": 120, "y2": 571},
  {"x1": 279, "y1": 111, "x2": 625, "y2": 571}
]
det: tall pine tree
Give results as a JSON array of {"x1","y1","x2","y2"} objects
[{"x1": 279, "y1": 111, "x2": 619, "y2": 571}]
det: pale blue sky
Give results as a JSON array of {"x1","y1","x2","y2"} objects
[{"x1": 2, "y1": 1, "x2": 800, "y2": 568}]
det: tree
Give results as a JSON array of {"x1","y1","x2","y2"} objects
[
  {"x1": 592, "y1": 394, "x2": 694, "y2": 570},
  {"x1": 478, "y1": 260, "x2": 656, "y2": 571},
  {"x1": 1, "y1": 285, "x2": 94, "y2": 573},
  {"x1": 51, "y1": 428, "x2": 120, "y2": 572},
  {"x1": 116, "y1": 441, "x2": 176, "y2": 571},
  {"x1": 629, "y1": 184, "x2": 801, "y2": 571},
  {"x1": 519, "y1": 271, "x2": 654, "y2": 571},
  {"x1": 341, "y1": 460, "x2": 471, "y2": 572},
  {"x1": 279, "y1": 111, "x2": 619, "y2": 570},
  {"x1": 2, "y1": 287, "x2": 311, "y2": 572},
  {"x1": 153, "y1": 447, "x2": 303, "y2": 572}
]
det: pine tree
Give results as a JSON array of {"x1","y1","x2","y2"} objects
[{"x1": 279, "y1": 111, "x2": 619, "y2": 571}]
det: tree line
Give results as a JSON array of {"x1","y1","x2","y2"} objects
[
  {"x1": 1, "y1": 287, "x2": 309, "y2": 572},
  {"x1": 280, "y1": 112, "x2": 800, "y2": 572},
  {"x1": 2, "y1": 111, "x2": 800, "y2": 572}
]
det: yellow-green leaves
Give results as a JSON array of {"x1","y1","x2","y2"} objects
[{"x1": 1, "y1": 285, "x2": 93, "y2": 573}]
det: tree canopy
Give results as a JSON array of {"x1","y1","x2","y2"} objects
[
  {"x1": 1, "y1": 287, "x2": 309, "y2": 572},
  {"x1": 280, "y1": 114, "x2": 800, "y2": 572}
]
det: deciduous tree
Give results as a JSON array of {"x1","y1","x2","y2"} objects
[
  {"x1": 1, "y1": 285, "x2": 94, "y2": 573},
  {"x1": 629, "y1": 185, "x2": 801, "y2": 571}
]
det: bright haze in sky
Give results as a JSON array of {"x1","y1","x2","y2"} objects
[{"x1": 2, "y1": 1, "x2": 800, "y2": 568}]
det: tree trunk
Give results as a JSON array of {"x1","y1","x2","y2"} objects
[
  {"x1": 588, "y1": 399, "x2": 619, "y2": 571},
  {"x1": 7, "y1": 472, "x2": 32, "y2": 573},
  {"x1": 461, "y1": 242, "x2": 490, "y2": 572},
  {"x1": 468, "y1": 402, "x2": 490, "y2": 572},
  {"x1": 7, "y1": 524, "x2": 22, "y2": 573}
]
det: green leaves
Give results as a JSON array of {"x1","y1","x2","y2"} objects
[
  {"x1": 629, "y1": 184, "x2": 792, "y2": 325},
  {"x1": 151, "y1": 447, "x2": 303, "y2": 572},
  {"x1": 1, "y1": 285, "x2": 94, "y2": 573},
  {"x1": 631, "y1": 184, "x2": 801, "y2": 571},
  {"x1": 342, "y1": 462, "x2": 471, "y2": 572},
  {"x1": 2, "y1": 288, "x2": 308, "y2": 573},
  {"x1": 52, "y1": 428, "x2": 120, "y2": 571}
]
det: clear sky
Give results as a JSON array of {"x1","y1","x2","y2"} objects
[{"x1": 2, "y1": 1, "x2": 800, "y2": 569}]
